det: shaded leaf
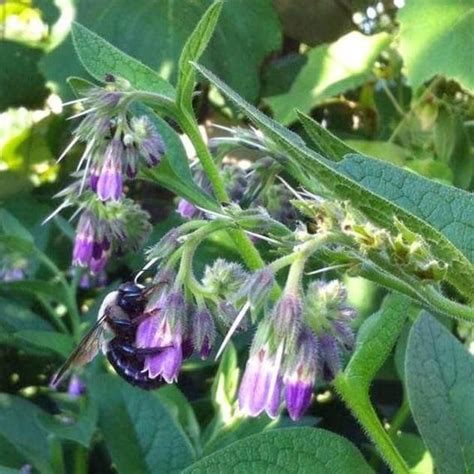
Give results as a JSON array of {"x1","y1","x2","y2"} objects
[
  {"x1": 0, "y1": 41, "x2": 49, "y2": 111},
  {"x1": 89, "y1": 373, "x2": 195, "y2": 474},
  {"x1": 398, "y1": 0, "x2": 474, "y2": 93},
  {"x1": 346, "y1": 293, "x2": 414, "y2": 387},
  {"x1": 0, "y1": 394, "x2": 52, "y2": 473},
  {"x1": 393, "y1": 433, "x2": 433, "y2": 474},
  {"x1": 37, "y1": 398, "x2": 98, "y2": 447},
  {"x1": 406, "y1": 313, "x2": 474, "y2": 473},
  {"x1": 264, "y1": 31, "x2": 390, "y2": 124}
]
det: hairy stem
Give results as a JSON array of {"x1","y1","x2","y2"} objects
[
  {"x1": 334, "y1": 375, "x2": 410, "y2": 474},
  {"x1": 175, "y1": 109, "x2": 266, "y2": 271}
]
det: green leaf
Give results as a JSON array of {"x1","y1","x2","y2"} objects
[
  {"x1": 156, "y1": 385, "x2": 201, "y2": 455},
  {"x1": 37, "y1": 398, "x2": 98, "y2": 448},
  {"x1": 183, "y1": 428, "x2": 372, "y2": 473},
  {"x1": 141, "y1": 158, "x2": 218, "y2": 211},
  {"x1": 406, "y1": 312, "x2": 474, "y2": 473},
  {"x1": 433, "y1": 103, "x2": 472, "y2": 189},
  {"x1": 344, "y1": 140, "x2": 409, "y2": 167},
  {"x1": 0, "y1": 280, "x2": 69, "y2": 307},
  {"x1": 177, "y1": 1, "x2": 223, "y2": 110},
  {"x1": 0, "y1": 41, "x2": 49, "y2": 111},
  {"x1": 41, "y1": 0, "x2": 280, "y2": 102},
  {"x1": 0, "y1": 297, "x2": 53, "y2": 334},
  {"x1": 335, "y1": 154, "x2": 474, "y2": 266},
  {"x1": 89, "y1": 373, "x2": 195, "y2": 474},
  {"x1": 398, "y1": 0, "x2": 474, "y2": 93},
  {"x1": 345, "y1": 293, "x2": 414, "y2": 387},
  {"x1": 193, "y1": 64, "x2": 474, "y2": 297},
  {"x1": 0, "y1": 394, "x2": 53, "y2": 473},
  {"x1": 0, "y1": 210, "x2": 34, "y2": 242},
  {"x1": 71, "y1": 22, "x2": 176, "y2": 97},
  {"x1": 299, "y1": 112, "x2": 474, "y2": 265},
  {"x1": 393, "y1": 433, "x2": 434, "y2": 474},
  {"x1": 14, "y1": 330, "x2": 74, "y2": 357},
  {"x1": 264, "y1": 31, "x2": 390, "y2": 124}
]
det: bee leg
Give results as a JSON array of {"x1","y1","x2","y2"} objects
[{"x1": 114, "y1": 342, "x2": 167, "y2": 356}]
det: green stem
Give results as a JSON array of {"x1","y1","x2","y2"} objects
[
  {"x1": 334, "y1": 375, "x2": 410, "y2": 474},
  {"x1": 175, "y1": 109, "x2": 265, "y2": 271},
  {"x1": 388, "y1": 397, "x2": 411, "y2": 437}
]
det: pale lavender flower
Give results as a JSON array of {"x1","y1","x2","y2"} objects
[
  {"x1": 238, "y1": 342, "x2": 283, "y2": 418},
  {"x1": 319, "y1": 333, "x2": 341, "y2": 381},
  {"x1": 96, "y1": 139, "x2": 123, "y2": 201},
  {"x1": 72, "y1": 213, "x2": 94, "y2": 266},
  {"x1": 136, "y1": 291, "x2": 186, "y2": 383}
]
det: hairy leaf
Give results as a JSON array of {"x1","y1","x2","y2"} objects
[
  {"x1": 89, "y1": 374, "x2": 194, "y2": 474},
  {"x1": 183, "y1": 428, "x2": 372, "y2": 473},
  {"x1": 345, "y1": 293, "x2": 414, "y2": 387},
  {"x1": 41, "y1": 0, "x2": 281, "y2": 102},
  {"x1": 194, "y1": 64, "x2": 474, "y2": 296},
  {"x1": 177, "y1": 1, "x2": 223, "y2": 111},
  {"x1": 71, "y1": 22, "x2": 176, "y2": 97},
  {"x1": 406, "y1": 313, "x2": 474, "y2": 473}
]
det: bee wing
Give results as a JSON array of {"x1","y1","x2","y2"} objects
[{"x1": 50, "y1": 313, "x2": 108, "y2": 388}]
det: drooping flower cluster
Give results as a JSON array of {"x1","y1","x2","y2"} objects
[
  {"x1": 70, "y1": 196, "x2": 151, "y2": 273},
  {"x1": 238, "y1": 274, "x2": 356, "y2": 421},
  {"x1": 51, "y1": 76, "x2": 166, "y2": 273}
]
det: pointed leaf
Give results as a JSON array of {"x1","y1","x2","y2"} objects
[
  {"x1": 177, "y1": 1, "x2": 223, "y2": 110},
  {"x1": 193, "y1": 63, "x2": 474, "y2": 297},
  {"x1": 406, "y1": 313, "x2": 474, "y2": 473}
]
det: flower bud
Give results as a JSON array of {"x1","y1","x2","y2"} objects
[
  {"x1": 202, "y1": 259, "x2": 247, "y2": 298},
  {"x1": 130, "y1": 116, "x2": 166, "y2": 167},
  {"x1": 177, "y1": 199, "x2": 197, "y2": 219},
  {"x1": 216, "y1": 300, "x2": 248, "y2": 331},
  {"x1": 240, "y1": 267, "x2": 275, "y2": 310},
  {"x1": 318, "y1": 333, "x2": 341, "y2": 381},
  {"x1": 271, "y1": 293, "x2": 302, "y2": 351},
  {"x1": 147, "y1": 228, "x2": 182, "y2": 261},
  {"x1": 192, "y1": 308, "x2": 216, "y2": 359}
]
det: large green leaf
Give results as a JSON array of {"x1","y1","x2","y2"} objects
[
  {"x1": 299, "y1": 113, "x2": 474, "y2": 265},
  {"x1": 398, "y1": 0, "x2": 474, "y2": 93},
  {"x1": 183, "y1": 428, "x2": 372, "y2": 473},
  {"x1": 89, "y1": 374, "x2": 195, "y2": 474},
  {"x1": 193, "y1": 64, "x2": 474, "y2": 296},
  {"x1": 406, "y1": 313, "x2": 474, "y2": 473},
  {"x1": 0, "y1": 41, "x2": 49, "y2": 111},
  {"x1": 0, "y1": 394, "x2": 53, "y2": 473},
  {"x1": 335, "y1": 154, "x2": 474, "y2": 264},
  {"x1": 264, "y1": 31, "x2": 390, "y2": 124},
  {"x1": 40, "y1": 0, "x2": 281, "y2": 102}
]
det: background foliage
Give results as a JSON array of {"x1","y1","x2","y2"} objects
[{"x1": 0, "y1": 1, "x2": 473, "y2": 473}]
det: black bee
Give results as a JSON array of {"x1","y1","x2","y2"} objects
[{"x1": 51, "y1": 282, "x2": 166, "y2": 390}]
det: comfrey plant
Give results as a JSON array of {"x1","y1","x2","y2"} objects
[{"x1": 50, "y1": 4, "x2": 474, "y2": 473}]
